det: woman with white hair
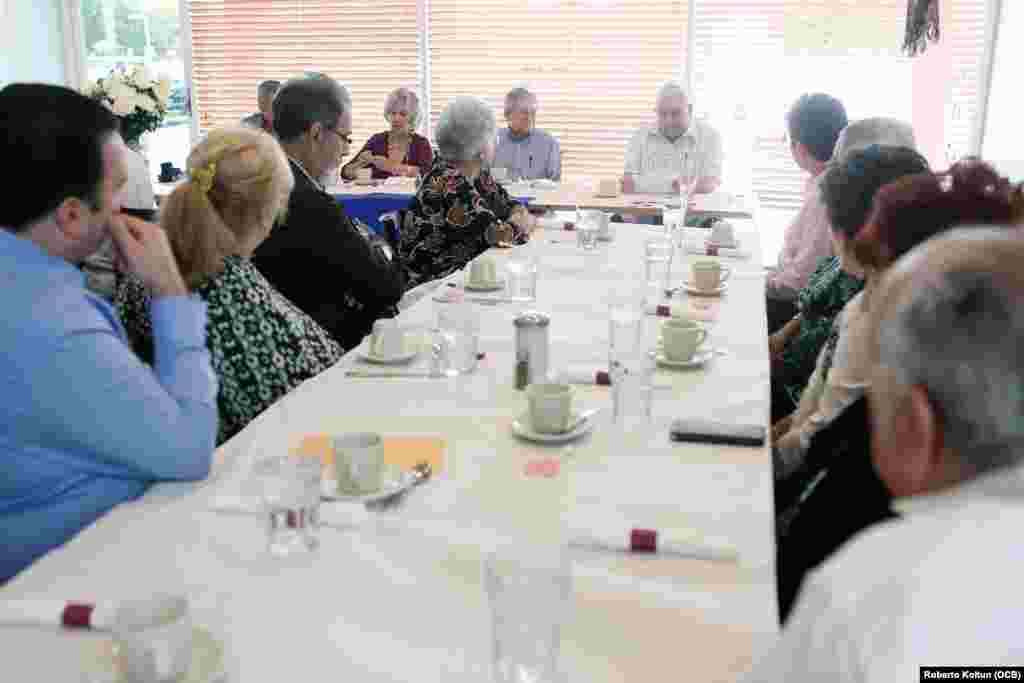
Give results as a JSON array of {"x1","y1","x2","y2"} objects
[
  {"x1": 115, "y1": 126, "x2": 343, "y2": 444},
  {"x1": 400, "y1": 96, "x2": 534, "y2": 288},
  {"x1": 341, "y1": 87, "x2": 433, "y2": 180}
]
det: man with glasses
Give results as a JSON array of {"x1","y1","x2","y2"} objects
[
  {"x1": 252, "y1": 75, "x2": 405, "y2": 350},
  {"x1": 493, "y1": 87, "x2": 561, "y2": 181},
  {"x1": 623, "y1": 81, "x2": 723, "y2": 195}
]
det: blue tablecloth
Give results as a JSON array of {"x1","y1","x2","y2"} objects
[{"x1": 333, "y1": 191, "x2": 532, "y2": 237}]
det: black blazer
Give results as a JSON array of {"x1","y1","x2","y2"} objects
[{"x1": 253, "y1": 160, "x2": 405, "y2": 350}]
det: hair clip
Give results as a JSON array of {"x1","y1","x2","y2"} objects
[{"x1": 190, "y1": 161, "x2": 217, "y2": 194}]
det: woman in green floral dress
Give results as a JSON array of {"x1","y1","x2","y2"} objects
[{"x1": 116, "y1": 127, "x2": 343, "y2": 445}]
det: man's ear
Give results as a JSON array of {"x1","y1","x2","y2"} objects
[
  {"x1": 53, "y1": 196, "x2": 88, "y2": 240},
  {"x1": 308, "y1": 121, "x2": 324, "y2": 143},
  {"x1": 901, "y1": 384, "x2": 944, "y2": 493}
]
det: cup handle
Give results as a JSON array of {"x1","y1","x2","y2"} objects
[
  {"x1": 696, "y1": 328, "x2": 708, "y2": 346},
  {"x1": 720, "y1": 266, "x2": 732, "y2": 284}
]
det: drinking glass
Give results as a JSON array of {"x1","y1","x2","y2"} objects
[
  {"x1": 506, "y1": 257, "x2": 538, "y2": 300},
  {"x1": 254, "y1": 455, "x2": 322, "y2": 557},
  {"x1": 432, "y1": 301, "x2": 480, "y2": 376},
  {"x1": 575, "y1": 207, "x2": 600, "y2": 250},
  {"x1": 644, "y1": 236, "x2": 674, "y2": 293},
  {"x1": 486, "y1": 545, "x2": 572, "y2": 683}
]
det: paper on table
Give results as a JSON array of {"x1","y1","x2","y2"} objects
[{"x1": 294, "y1": 433, "x2": 446, "y2": 476}]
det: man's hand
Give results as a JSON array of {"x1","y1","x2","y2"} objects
[
  {"x1": 109, "y1": 214, "x2": 188, "y2": 298},
  {"x1": 769, "y1": 331, "x2": 788, "y2": 359},
  {"x1": 355, "y1": 150, "x2": 374, "y2": 167}
]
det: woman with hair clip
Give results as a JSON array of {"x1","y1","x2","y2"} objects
[
  {"x1": 340, "y1": 87, "x2": 433, "y2": 181},
  {"x1": 115, "y1": 126, "x2": 343, "y2": 444}
]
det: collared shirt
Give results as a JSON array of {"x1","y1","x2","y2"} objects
[
  {"x1": 768, "y1": 174, "x2": 834, "y2": 293},
  {"x1": 494, "y1": 128, "x2": 562, "y2": 181},
  {"x1": 287, "y1": 154, "x2": 325, "y2": 192},
  {"x1": 0, "y1": 229, "x2": 218, "y2": 582},
  {"x1": 744, "y1": 464, "x2": 1024, "y2": 682},
  {"x1": 623, "y1": 119, "x2": 723, "y2": 194}
]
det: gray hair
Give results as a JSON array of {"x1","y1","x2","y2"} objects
[
  {"x1": 656, "y1": 81, "x2": 689, "y2": 107},
  {"x1": 435, "y1": 97, "x2": 496, "y2": 161},
  {"x1": 834, "y1": 118, "x2": 915, "y2": 162},
  {"x1": 257, "y1": 80, "x2": 281, "y2": 100},
  {"x1": 879, "y1": 229, "x2": 1024, "y2": 474},
  {"x1": 504, "y1": 87, "x2": 537, "y2": 117},
  {"x1": 272, "y1": 76, "x2": 351, "y2": 144},
  {"x1": 384, "y1": 87, "x2": 421, "y2": 128}
]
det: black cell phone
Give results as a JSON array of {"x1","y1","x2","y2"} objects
[{"x1": 669, "y1": 418, "x2": 766, "y2": 447}]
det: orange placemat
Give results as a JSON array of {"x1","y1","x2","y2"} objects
[{"x1": 294, "y1": 434, "x2": 446, "y2": 476}]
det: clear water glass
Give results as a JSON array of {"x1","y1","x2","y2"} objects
[
  {"x1": 506, "y1": 258, "x2": 538, "y2": 300},
  {"x1": 575, "y1": 207, "x2": 600, "y2": 250},
  {"x1": 644, "y1": 237, "x2": 674, "y2": 292},
  {"x1": 610, "y1": 354, "x2": 655, "y2": 429},
  {"x1": 486, "y1": 546, "x2": 571, "y2": 683},
  {"x1": 608, "y1": 297, "x2": 645, "y2": 364},
  {"x1": 433, "y1": 302, "x2": 480, "y2": 376},
  {"x1": 256, "y1": 455, "x2": 322, "y2": 557}
]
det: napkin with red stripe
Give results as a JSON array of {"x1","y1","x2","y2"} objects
[
  {"x1": 0, "y1": 595, "x2": 187, "y2": 631},
  {"x1": 568, "y1": 527, "x2": 737, "y2": 562}
]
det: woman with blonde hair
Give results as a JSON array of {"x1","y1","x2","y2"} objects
[
  {"x1": 116, "y1": 126, "x2": 343, "y2": 444},
  {"x1": 341, "y1": 86, "x2": 433, "y2": 180}
]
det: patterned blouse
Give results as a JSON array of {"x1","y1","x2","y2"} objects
[
  {"x1": 399, "y1": 157, "x2": 528, "y2": 289},
  {"x1": 115, "y1": 255, "x2": 343, "y2": 445},
  {"x1": 779, "y1": 256, "x2": 864, "y2": 406}
]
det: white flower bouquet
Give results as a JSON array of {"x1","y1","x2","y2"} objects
[{"x1": 85, "y1": 66, "x2": 172, "y2": 147}]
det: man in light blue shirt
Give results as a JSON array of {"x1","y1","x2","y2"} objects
[
  {"x1": 493, "y1": 88, "x2": 562, "y2": 181},
  {"x1": 0, "y1": 84, "x2": 218, "y2": 583}
]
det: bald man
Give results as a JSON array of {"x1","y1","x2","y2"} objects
[{"x1": 746, "y1": 230, "x2": 1024, "y2": 681}]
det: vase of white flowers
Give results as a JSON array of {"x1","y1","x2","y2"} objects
[{"x1": 85, "y1": 65, "x2": 172, "y2": 151}]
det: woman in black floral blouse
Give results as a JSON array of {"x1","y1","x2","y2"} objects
[
  {"x1": 400, "y1": 96, "x2": 535, "y2": 288},
  {"x1": 116, "y1": 126, "x2": 343, "y2": 444}
]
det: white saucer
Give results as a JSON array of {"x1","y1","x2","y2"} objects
[
  {"x1": 84, "y1": 626, "x2": 225, "y2": 683},
  {"x1": 653, "y1": 348, "x2": 714, "y2": 368},
  {"x1": 682, "y1": 281, "x2": 728, "y2": 296},
  {"x1": 354, "y1": 179, "x2": 376, "y2": 186},
  {"x1": 593, "y1": 193, "x2": 620, "y2": 199},
  {"x1": 464, "y1": 279, "x2": 505, "y2": 292},
  {"x1": 511, "y1": 411, "x2": 595, "y2": 444},
  {"x1": 358, "y1": 349, "x2": 418, "y2": 365},
  {"x1": 322, "y1": 467, "x2": 415, "y2": 503}
]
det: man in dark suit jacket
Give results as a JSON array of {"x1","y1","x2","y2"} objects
[{"x1": 253, "y1": 75, "x2": 404, "y2": 351}]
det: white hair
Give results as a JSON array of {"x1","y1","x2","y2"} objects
[
  {"x1": 879, "y1": 228, "x2": 1024, "y2": 474},
  {"x1": 434, "y1": 97, "x2": 496, "y2": 161},
  {"x1": 656, "y1": 81, "x2": 689, "y2": 107},
  {"x1": 834, "y1": 118, "x2": 916, "y2": 162},
  {"x1": 504, "y1": 87, "x2": 537, "y2": 117},
  {"x1": 384, "y1": 87, "x2": 421, "y2": 128}
]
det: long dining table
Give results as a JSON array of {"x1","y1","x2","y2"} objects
[{"x1": 2, "y1": 218, "x2": 777, "y2": 682}]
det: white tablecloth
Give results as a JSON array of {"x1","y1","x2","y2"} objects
[{"x1": 2, "y1": 220, "x2": 776, "y2": 682}]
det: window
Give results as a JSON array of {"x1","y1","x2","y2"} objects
[
  {"x1": 187, "y1": 0, "x2": 420, "y2": 148},
  {"x1": 429, "y1": 0, "x2": 688, "y2": 179},
  {"x1": 79, "y1": 0, "x2": 190, "y2": 179}
]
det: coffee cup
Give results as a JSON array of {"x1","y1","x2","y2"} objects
[
  {"x1": 691, "y1": 259, "x2": 731, "y2": 291},
  {"x1": 333, "y1": 433, "x2": 384, "y2": 494},
  {"x1": 356, "y1": 167, "x2": 372, "y2": 184},
  {"x1": 468, "y1": 255, "x2": 499, "y2": 287},
  {"x1": 527, "y1": 383, "x2": 573, "y2": 434},
  {"x1": 660, "y1": 318, "x2": 707, "y2": 361},
  {"x1": 369, "y1": 319, "x2": 406, "y2": 358},
  {"x1": 491, "y1": 167, "x2": 508, "y2": 183},
  {"x1": 597, "y1": 178, "x2": 619, "y2": 197},
  {"x1": 710, "y1": 220, "x2": 736, "y2": 247}
]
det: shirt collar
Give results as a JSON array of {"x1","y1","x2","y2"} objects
[
  {"x1": 0, "y1": 228, "x2": 86, "y2": 284},
  {"x1": 649, "y1": 122, "x2": 698, "y2": 145},
  {"x1": 287, "y1": 156, "x2": 324, "y2": 192},
  {"x1": 894, "y1": 461, "x2": 1024, "y2": 516},
  {"x1": 506, "y1": 128, "x2": 532, "y2": 143}
]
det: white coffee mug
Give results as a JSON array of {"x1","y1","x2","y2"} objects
[
  {"x1": 369, "y1": 319, "x2": 405, "y2": 358},
  {"x1": 661, "y1": 318, "x2": 707, "y2": 361},
  {"x1": 527, "y1": 383, "x2": 573, "y2": 434},
  {"x1": 491, "y1": 167, "x2": 509, "y2": 183},
  {"x1": 469, "y1": 256, "x2": 499, "y2": 286},
  {"x1": 710, "y1": 220, "x2": 736, "y2": 246},
  {"x1": 333, "y1": 433, "x2": 384, "y2": 494},
  {"x1": 597, "y1": 178, "x2": 619, "y2": 196},
  {"x1": 691, "y1": 259, "x2": 731, "y2": 291}
]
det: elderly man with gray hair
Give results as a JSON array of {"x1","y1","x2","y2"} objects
[
  {"x1": 241, "y1": 79, "x2": 281, "y2": 133},
  {"x1": 252, "y1": 75, "x2": 405, "y2": 350},
  {"x1": 401, "y1": 96, "x2": 535, "y2": 288},
  {"x1": 493, "y1": 87, "x2": 561, "y2": 181},
  {"x1": 747, "y1": 230, "x2": 1024, "y2": 680},
  {"x1": 623, "y1": 81, "x2": 722, "y2": 195}
]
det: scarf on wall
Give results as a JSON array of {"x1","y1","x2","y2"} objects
[{"x1": 904, "y1": 0, "x2": 941, "y2": 56}]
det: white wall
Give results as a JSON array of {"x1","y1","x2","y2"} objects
[
  {"x1": 1, "y1": 0, "x2": 67, "y2": 87},
  {"x1": 981, "y1": 0, "x2": 1024, "y2": 180}
]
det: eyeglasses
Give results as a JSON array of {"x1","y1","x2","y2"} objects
[{"x1": 327, "y1": 128, "x2": 352, "y2": 145}]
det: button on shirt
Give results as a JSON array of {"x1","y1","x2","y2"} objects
[
  {"x1": 744, "y1": 465, "x2": 1024, "y2": 682},
  {"x1": 0, "y1": 229, "x2": 218, "y2": 582},
  {"x1": 623, "y1": 120, "x2": 724, "y2": 194},
  {"x1": 494, "y1": 128, "x2": 562, "y2": 181}
]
